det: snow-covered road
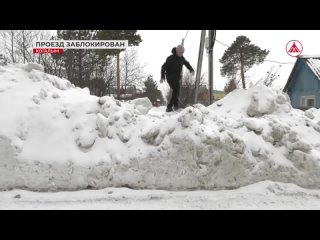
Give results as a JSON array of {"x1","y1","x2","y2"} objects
[{"x1": 1, "y1": 181, "x2": 320, "y2": 210}]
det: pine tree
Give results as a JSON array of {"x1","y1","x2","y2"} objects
[
  {"x1": 144, "y1": 75, "x2": 163, "y2": 105},
  {"x1": 220, "y1": 35, "x2": 269, "y2": 89},
  {"x1": 57, "y1": 30, "x2": 95, "y2": 88},
  {"x1": 95, "y1": 30, "x2": 142, "y2": 57}
]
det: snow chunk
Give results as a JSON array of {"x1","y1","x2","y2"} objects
[
  {"x1": 247, "y1": 89, "x2": 277, "y2": 117},
  {"x1": 243, "y1": 118, "x2": 264, "y2": 133},
  {"x1": 51, "y1": 93, "x2": 60, "y2": 99},
  {"x1": 23, "y1": 63, "x2": 44, "y2": 72},
  {"x1": 38, "y1": 88, "x2": 48, "y2": 100},
  {"x1": 96, "y1": 113, "x2": 109, "y2": 138},
  {"x1": 130, "y1": 97, "x2": 153, "y2": 114},
  {"x1": 48, "y1": 77, "x2": 72, "y2": 90},
  {"x1": 305, "y1": 108, "x2": 316, "y2": 120},
  {"x1": 178, "y1": 107, "x2": 203, "y2": 128},
  {"x1": 99, "y1": 97, "x2": 121, "y2": 118},
  {"x1": 75, "y1": 131, "x2": 97, "y2": 151}
]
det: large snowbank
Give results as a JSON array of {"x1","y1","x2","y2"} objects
[{"x1": 1, "y1": 63, "x2": 320, "y2": 191}]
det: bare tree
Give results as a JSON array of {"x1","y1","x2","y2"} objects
[
  {"x1": 120, "y1": 47, "x2": 145, "y2": 92},
  {"x1": 40, "y1": 52, "x2": 65, "y2": 78},
  {"x1": 1, "y1": 30, "x2": 68, "y2": 78},
  {"x1": 0, "y1": 30, "x2": 51, "y2": 64},
  {"x1": 0, "y1": 30, "x2": 19, "y2": 63},
  {"x1": 105, "y1": 58, "x2": 116, "y2": 95},
  {"x1": 14, "y1": 30, "x2": 39, "y2": 63},
  {"x1": 0, "y1": 54, "x2": 9, "y2": 65}
]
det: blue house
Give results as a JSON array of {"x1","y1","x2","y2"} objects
[{"x1": 283, "y1": 55, "x2": 320, "y2": 110}]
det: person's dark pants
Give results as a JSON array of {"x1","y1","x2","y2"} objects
[{"x1": 167, "y1": 78, "x2": 180, "y2": 109}]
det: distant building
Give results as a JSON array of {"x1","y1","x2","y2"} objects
[{"x1": 283, "y1": 55, "x2": 320, "y2": 110}]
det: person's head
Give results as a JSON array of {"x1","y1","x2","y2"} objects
[{"x1": 176, "y1": 45, "x2": 185, "y2": 57}]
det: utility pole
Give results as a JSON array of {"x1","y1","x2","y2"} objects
[
  {"x1": 194, "y1": 30, "x2": 206, "y2": 104},
  {"x1": 180, "y1": 38, "x2": 184, "y2": 90},
  {"x1": 208, "y1": 30, "x2": 214, "y2": 104},
  {"x1": 117, "y1": 50, "x2": 120, "y2": 100}
]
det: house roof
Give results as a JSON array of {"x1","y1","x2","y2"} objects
[
  {"x1": 299, "y1": 54, "x2": 320, "y2": 58},
  {"x1": 305, "y1": 58, "x2": 320, "y2": 80},
  {"x1": 283, "y1": 55, "x2": 320, "y2": 92}
]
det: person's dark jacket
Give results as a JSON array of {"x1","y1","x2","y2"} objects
[{"x1": 161, "y1": 47, "x2": 194, "y2": 81}]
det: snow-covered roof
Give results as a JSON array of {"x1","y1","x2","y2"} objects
[
  {"x1": 305, "y1": 58, "x2": 320, "y2": 80},
  {"x1": 299, "y1": 54, "x2": 320, "y2": 58}
]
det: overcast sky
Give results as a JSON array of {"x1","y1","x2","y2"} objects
[{"x1": 137, "y1": 30, "x2": 320, "y2": 90}]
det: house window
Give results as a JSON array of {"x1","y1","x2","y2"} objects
[
  {"x1": 300, "y1": 95, "x2": 316, "y2": 107},
  {"x1": 307, "y1": 99, "x2": 315, "y2": 107}
]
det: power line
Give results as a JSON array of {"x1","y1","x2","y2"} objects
[
  {"x1": 264, "y1": 60, "x2": 295, "y2": 64},
  {"x1": 216, "y1": 39, "x2": 295, "y2": 64},
  {"x1": 216, "y1": 39, "x2": 230, "y2": 47},
  {"x1": 184, "y1": 30, "x2": 189, "y2": 41}
]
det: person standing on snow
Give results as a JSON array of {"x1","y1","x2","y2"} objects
[{"x1": 160, "y1": 45, "x2": 195, "y2": 112}]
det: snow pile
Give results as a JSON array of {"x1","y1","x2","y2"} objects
[
  {"x1": 22, "y1": 63, "x2": 44, "y2": 73},
  {"x1": 1, "y1": 63, "x2": 320, "y2": 191}
]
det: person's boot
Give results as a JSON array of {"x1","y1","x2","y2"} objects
[{"x1": 166, "y1": 105, "x2": 173, "y2": 112}]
